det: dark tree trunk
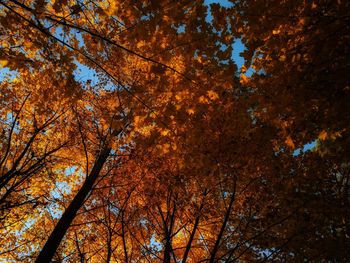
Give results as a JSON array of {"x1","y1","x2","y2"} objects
[
  {"x1": 35, "y1": 146, "x2": 111, "y2": 263},
  {"x1": 209, "y1": 178, "x2": 237, "y2": 263},
  {"x1": 182, "y1": 196, "x2": 205, "y2": 263}
]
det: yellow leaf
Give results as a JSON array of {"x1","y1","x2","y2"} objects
[
  {"x1": 207, "y1": 90, "x2": 219, "y2": 100},
  {"x1": 134, "y1": 115, "x2": 141, "y2": 125},
  {"x1": 285, "y1": 136, "x2": 295, "y2": 149},
  {"x1": 279, "y1": 55, "x2": 286, "y2": 62},
  {"x1": 163, "y1": 15, "x2": 170, "y2": 22},
  {"x1": 160, "y1": 129, "x2": 169, "y2": 136},
  {"x1": 199, "y1": 96, "x2": 208, "y2": 104},
  {"x1": 240, "y1": 74, "x2": 249, "y2": 85},
  {"x1": 0, "y1": 60, "x2": 8, "y2": 68},
  {"x1": 187, "y1": 108, "x2": 195, "y2": 115},
  {"x1": 136, "y1": 40, "x2": 146, "y2": 49},
  {"x1": 318, "y1": 130, "x2": 327, "y2": 140}
]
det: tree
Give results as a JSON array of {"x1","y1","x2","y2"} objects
[
  {"x1": 0, "y1": 0, "x2": 349, "y2": 262},
  {"x1": 223, "y1": 0, "x2": 350, "y2": 260}
]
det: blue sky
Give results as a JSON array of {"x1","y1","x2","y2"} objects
[{"x1": 293, "y1": 140, "x2": 317, "y2": 156}]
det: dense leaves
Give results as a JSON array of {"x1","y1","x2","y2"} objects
[{"x1": 0, "y1": 0, "x2": 349, "y2": 262}]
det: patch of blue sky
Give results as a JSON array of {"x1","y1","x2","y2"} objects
[
  {"x1": 50, "y1": 21, "x2": 85, "y2": 48},
  {"x1": 204, "y1": 0, "x2": 233, "y2": 14},
  {"x1": 257, "y1": 247, "x2": 276, "y2": 260},
  {"x1": 75, "y1": 30, "x2": 85, "y2": 48},
  {"x1": 73, "y1": 60, "x2": 116, "y2": 91},
  {"x1": 73, "y1": 60, "x2": 99, "y2": 85},
  {"x1": 204, "y1": 0, "x2": 233, "y2": 10},
  {"x1": 0, "y1": 67, "x2": 17, "y2": 81},
  {"x1": 48, "y1": 166, "x2": 83, "y2": 219},
  {"x1": 232, "y1": 38, "x2": 246, "y2": 70},
  {"x1": 204, "y1": 0, "x2": 233, "y2": 29},
  {"x1": 293, "y1": 140, "x2": 317, "y2": 156},
  {"x1": 273, "y1": 140, "x2": 317, "y2": 157},
  {"x1": 68, "y1": 27, "x2": 117, "y2": 90},
  {"x1": 148, "y1": 234, "x2": 162, "y2": 253},
  {"x1": 51, "y1": 182, "x2": 72, "y2": 199},
  {"x1": 177, "y1": 24, "x2": 186, "y2": 33},
  {"x1": 203, "y1": 0, "x2": 255, "y2": 75},
  {"x1": 46, "y1": 201, "x2": 64, "y2": 219}
]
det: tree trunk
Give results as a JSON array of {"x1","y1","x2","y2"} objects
[
  {"x1": 182, "y1": 197, "x2": 205, "y2": 263},
  {"x1": 209, "y1": 178, "x2": 237, "y2": 263},
  {"x1": 35, "y1": 145, "x2": 111, "y2": 263}
]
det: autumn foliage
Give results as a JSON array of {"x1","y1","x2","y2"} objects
[{"x1": 0, "y1": 0, "x2": 349, "y2": 262}]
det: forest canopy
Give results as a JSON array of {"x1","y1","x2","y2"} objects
[{"x1": 0, "y1": 0, "x2": 349, "y2": 262}]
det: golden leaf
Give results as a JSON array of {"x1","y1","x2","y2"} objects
[
  {"x1": 272, "y1": 29, "x2": 280, "y2": 35},
  {"x1": 285, "y1": 136, "x2": 295, "y2": 149},
  {"x1": 279, "y1": 55, "x2": 286, "y2": 62},
  {"x1": 187, "y1": 108, "x2": 195, "y2": 115},
  {"x1": 207, "y1": 90, "x2": 219, "y2": 100},
  {"x1": 318, "y1": 130, "x2": 327, "y2": 140},
  {"x1": 240, "y1": 74, "x2": 249, "y2": 85},
  {"x1": 0, "y1": 60, "x2": 8, "y2": 68}
]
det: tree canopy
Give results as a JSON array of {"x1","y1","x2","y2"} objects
[{"x1": 0, "y1": 0, "x2": 349, "y2": 262}]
